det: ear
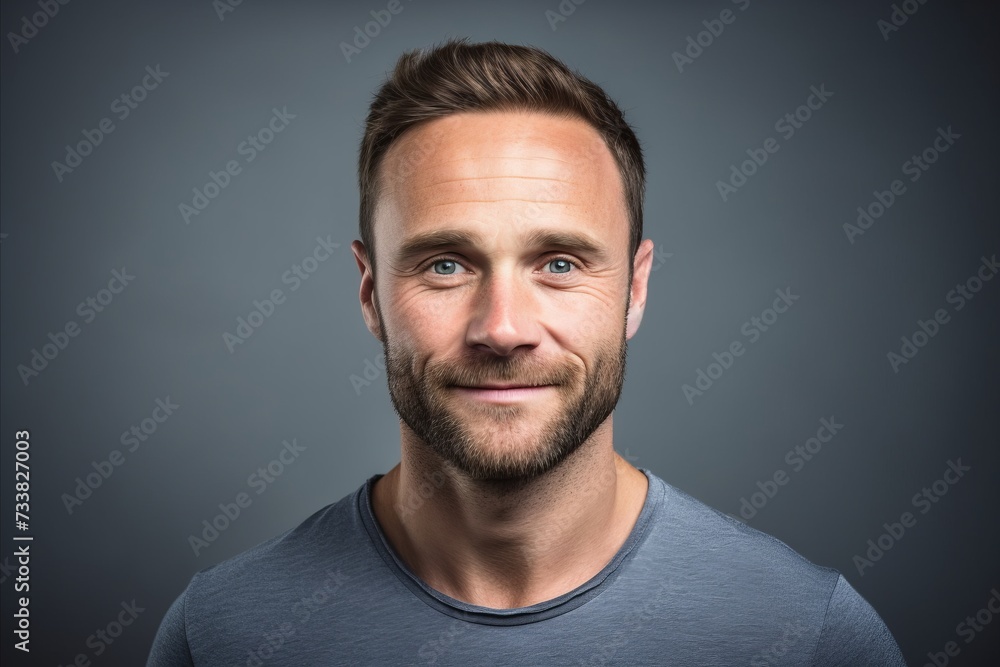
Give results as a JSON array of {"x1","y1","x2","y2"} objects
[
  {"x1": 352, "y1": 240, "x2": 384, "y2": 342},
  {"x1": 625, "y1": 239, "x2": 655, "y2": 340}
]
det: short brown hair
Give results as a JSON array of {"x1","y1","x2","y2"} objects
[{"x1": 357, "y1": 37, "x2": 645, "y2": 278}]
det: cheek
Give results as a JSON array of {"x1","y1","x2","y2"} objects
[
  {"x1": 385, "y1": 286, "x2": 461, "y2": 350},
  {"x1": 545, "y1": 293, "x2": 624, "y2": 350}
]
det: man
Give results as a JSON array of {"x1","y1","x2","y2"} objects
[{"x1": 148, "y1": 39, "x2": 906, "y2": 665}]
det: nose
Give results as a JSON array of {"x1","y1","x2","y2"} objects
[{"x1": 465, "y1": 269, "x2": 542, "y2": 356}]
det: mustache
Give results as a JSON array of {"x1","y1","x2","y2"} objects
[{"x1": 429, "y1": 356, "x2": 577, "y2": 388}]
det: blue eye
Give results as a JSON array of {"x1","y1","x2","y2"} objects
[
  {"x1": 432, "y1": 259, "x2": 459, "y2": 275},
  {"x1": 548, "y1": 258, "x2": 574, "y2": 274}
]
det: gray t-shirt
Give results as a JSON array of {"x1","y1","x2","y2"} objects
[{"x1": 148, "y1": 469, "x2": 907, "y2": 666}]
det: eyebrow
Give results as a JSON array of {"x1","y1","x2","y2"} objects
[
  {"x1": 395, "y1": 229, "x2": 472, "y2": 264},
  {"x1": 395, "y1": 228, "x2": 611, "y2": 265}
]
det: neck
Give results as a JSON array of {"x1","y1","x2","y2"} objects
[{"x1": 371, "y1": 418, "x2": 649, "y2": 608}]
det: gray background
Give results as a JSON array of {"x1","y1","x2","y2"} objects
[{"x1": 2, "y1": 0, "x2": 998, "y2": 664}]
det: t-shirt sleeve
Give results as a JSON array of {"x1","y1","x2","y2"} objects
[
  {"x1": 810, "y1": 574, "x2": 907, "y2": 666},
  {"x1": 146, "y1": 587, "x2": 196, "y2": 667}
]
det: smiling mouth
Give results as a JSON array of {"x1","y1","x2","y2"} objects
[
  {"x1": 455, "y1": 383, "x2": 552, "y2": 390},
  {"x1": 450, "y1": 384, "x2": 556, "y2": 403}
]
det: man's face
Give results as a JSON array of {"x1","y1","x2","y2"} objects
[{"x1": 359, "y1": 111, "x2": 649, "y2": 482}]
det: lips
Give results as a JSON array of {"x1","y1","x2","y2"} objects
[
  {"x1": 456, "y1": 384, "x2": 550, "y2": 389},
  {"x1": 450, "y1": 384, "x2": 556, "y2": 403}
]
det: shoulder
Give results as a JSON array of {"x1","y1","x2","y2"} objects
[
  {"x1": 187, "y1": 482, "x2": 367, "y2": 603},
  {"x1": 645, "y1": 472, "x2": 842, "y2": 592},
  {"x1": 148, "y1": 479, "x2": 378, "y2": 663},
  {"x1": 635, "y1": 472, "x2": 905, "y2": 664},
  {"x1": 810, "y1": 575, "x2": 907, "y2": 666}
]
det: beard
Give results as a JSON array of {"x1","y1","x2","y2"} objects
[{"x1": 379, "y1": 301, "x2": 629, "y2": 484}]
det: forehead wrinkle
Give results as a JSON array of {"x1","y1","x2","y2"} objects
[
  {"x1": 419, "y1": 147, "x2": 587, "y2": 172},
  {"x1": 420, "y1": 199, "x2": 586, "y2": 211},
  {"x1": 417, "y1": 156, "x2": 579, "y2": 182},
  {"x1": 380, "y1": 157, "x2": 577, "y2": 199},
  {"x1": 431, "y1": 155, "x2": 575, "y2": 165},
  {"x1": 416, "y1": 176, "x2": 576, "y2": 191},
  {"x1": 408, "y1": 163, "x2": 597, "y2": 212}
]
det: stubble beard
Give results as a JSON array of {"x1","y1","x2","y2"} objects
[{"x1": 380, "y1": 306, "x2": 629, "y2": 485}]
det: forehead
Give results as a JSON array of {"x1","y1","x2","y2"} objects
[
  {"x1": 382, "y1": 110, "x2": 615, "y2": 179},
  {"x1": 375, "y1": 111, "x2": 627, "y2": 250}
]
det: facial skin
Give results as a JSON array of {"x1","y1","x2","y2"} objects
[
  {"x1": 357, "y1": 111, "x2": 647, "y2": 481},
  {"x1": 352, "y1": 110, "x2": 654, "y2": 607}
]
